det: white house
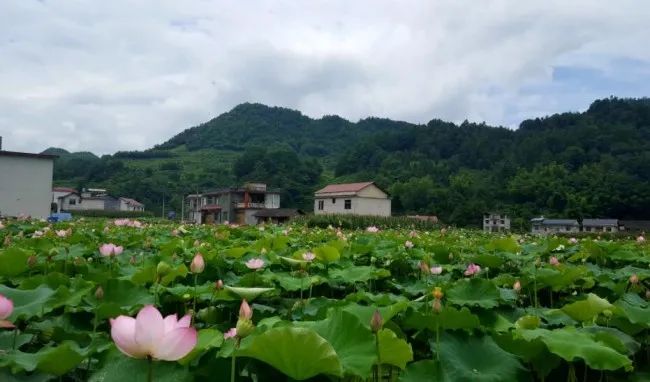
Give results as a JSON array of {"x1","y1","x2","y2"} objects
[
  {"x1": 0, "y1": 146, "x2": 55, "y2": 218},
  {"x1": 52, "y1": 187, "x2": 82, "y2": 213},
  {"x1": 531, "y1": 217, "x2": 580, "y2": 235},
  {"x1": 483, "y1": 213, "x2": 511, "y2": 232},
  {"x1": 314, "y1": 182, "x2": 391, "y2": 217}
]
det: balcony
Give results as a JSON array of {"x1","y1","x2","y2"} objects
[{"x1": 235, "y1": 202, "x2": 266, "y2": 209}]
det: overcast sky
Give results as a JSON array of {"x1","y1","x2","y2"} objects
[{"x1": 1, "y1": 1, "x2": 649, "y2": 155}]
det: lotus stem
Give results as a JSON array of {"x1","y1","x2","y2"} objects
[
  {"x1": 147, "y1": 356, "x2": 154, "y2": 382},
  {"x1": 192, "y1": 274, "x2": 198, "y2": 323},
  {"x1": 231, "y1": 350, "x2": 237, "y2": 382},
  {"x1": 12, "y1": 328, "x2": 18, "y2": 350},
  {"x1": 375, "y1": 333, "x2": 382, "y2": 382}
]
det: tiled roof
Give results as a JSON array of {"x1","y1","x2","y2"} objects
[
  {"x1": 315, "y1": 182, "x2": 375, "y2": 195},
  {"x1": 120, "y1": 197, "x2": 144, "y2": 206},
  {"x1": 53, "y1": 187, "x2": 78, "y2": 193},
  {"x1": 582, "y1": 219, "x2": 618, "y2": 226}
]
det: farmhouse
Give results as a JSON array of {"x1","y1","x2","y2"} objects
[
  {"x1": 582, "y1": 219, "x2": 619, "y2": 233},
  {"x1": 51, "y1": 187, "x2": 82, "y2": 213},
  {"x1": 531, "y1": 217, "x2": 580, "y2": 234},
  {"x1": 186, "y1": 182, "x2": 281, "y2": 225},
  {"x1": 51, "y1": 187, "x2": 144, "y2": 213},
  {"x1": 0, "y1": 142, "x2": 56, "y2": 218},
  {"x1": 314, "y1": 182, "x2": 391, "y2": 217},
  {"x1": 483, "y1": 213, "x2": 510, "y2": 232}
]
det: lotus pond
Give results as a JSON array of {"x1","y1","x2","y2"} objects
[{"x1": 0, "y1": 219, "x2": 649, "y2": 381}]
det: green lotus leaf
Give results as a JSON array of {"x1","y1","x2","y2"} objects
[
  {"x1": 403, "y1": 307, "x2": 480, "y2": 331},
  {"x1": 314, "y1": 246, "x2": 340, "y2": 263},
  {"x1": 0, "y1": 285, "x2": 55, "y2": 321},
  {"x1": 238, "y1": 327, "x2": 343, "y2": 380},
  {"x1": 434, "y1": 334, "x2": 525, "y2": 381},
  {"x1": 398, "y1": 360, "x2": 444, "y2": 382},
  {"x1": 561, "y1": 293, "x2": 612, "y2": 322},
  {"x1": 278, "y1": 256, "x2": 307, "y2": 266},
  {"x1": 447, "y1": 278, "x2": 500, "y2": 309},
  {"x1": 329, "y1": 266, "x2": 390, "y2": 283},
  {"x1": 342, "y1": 301, "x2": 409, "y2": 328},
  {"x1": 224, "y1": 285, "x2": 274, "y2": 301},
  {"x1": 519, "y1": 327, "x2": 632, "y2": 371},
  {"x1": 515, "y1": 315, "x2": 541, "y2": 330},
  {"x1": 378, "y1": 328, "x2": 413, "y2": 369},
  {"x1": 0, "y1": 341, "x2": 86, "y2": 376},
  {"x1": 0, "y1": 247, "x2": 31, "y2": 277},
  {"x1": 90, "y1": 350, "x2": 192, "y2": 382},
  {"x1": 179, "y1": 328, "x2": 224, "y2": 365}
]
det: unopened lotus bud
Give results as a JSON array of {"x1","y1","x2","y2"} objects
[
  {"x1": 513, "y1": 280, "x2": 521, "y2": 292},
  {"x1": 239, "y1": 299, "x2": 253, "y2": 320},
  {"x1": 432, "y1": 287, "x2": 443, "y2": 300},
  {"x1": 215, "y1": 279, "x2": 224, "y2": 290},
  {"x1": 95, "y1": 286, "x2": 104, "y2": 300},
  {"x1": 370, "y1": 310, "x2": 383, "y2": 333},
  {"x1": 156, "y1": 261, "x2": 172, "y2": 277},
  {"x1": 190, "y1": 253, "x2": 205, "y2": 274},
  {"x1": 630, "y1": 274, "x2": 639, "y2": 285},
  {"x1": 27, "y1": 255, "x2": 37, "y2": 268}
]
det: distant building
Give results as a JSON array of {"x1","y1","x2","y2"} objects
[
  {"x1": 186, "y1": 182, "x2": 281, "y2": 225},
  {"x1": 618, "y1": 220, "x2": 650, "y2": 234},
  {"x1": 483, "y1": 213, "x2": 510, "y2": 232},
  {"x1": 253, "y1": 208, "x2": 304, "y2": 225},
  {"x1": 531, "y1": 217, "x2": 580, "y2": 234},
  {"x1": 314, "y1": 182, "x2": 391, "y2": 217},
  {"x1": 0, "y1": 143, "x2": 56, "y2": 218},
  {"x1": 51, "y1": 187, "x2": 144, "y2": 213},
  {"x1": 582, "y1": 219, "x2": 619, "y2": 233}
]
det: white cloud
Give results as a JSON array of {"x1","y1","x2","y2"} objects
[{"x1": 0, "y1": 0, "x2": 649, "y2": 154}]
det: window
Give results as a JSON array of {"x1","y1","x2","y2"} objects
[
  {"x1": 69, "y1": 199, "x2": 76, "y2": 205},
  {"x1": 332, "y1": 198, "x2": 336, "y2": 204},
  {"x1": 318, "y1": 200, "x2": 324, "y2": 210},
  {"x1": 344, "y1": 199, "x2": 351, "y2": 210},
  {"x1": 484, "y1": 219, "x2": 489, "y2": 224}
]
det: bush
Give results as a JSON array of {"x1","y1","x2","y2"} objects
[
  {"x1": 63, "y1": 209, "x2": 154, "y2": 218},
  {"x1": 294, "y1": 213, "x2": 441, "y2": 230}
]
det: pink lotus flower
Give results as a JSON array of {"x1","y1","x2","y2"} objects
[
  {"x1": 56, "y1": 230, "x2": 69, "y2": 238},
  {"x1": 245, "y1": 258, "x2": 265, "y2": 270},
  {"x1": 0, "y1": 294, "x2": 14, "y2": 328},
  {"x1": 110, "y1": 305, "x2": 197, "y2": 361},
  {"x1": 370, "y1": 310, "x2": 383, "y2": 333},
  {"x1": 569, "y1": 237, "x2": 578, "y2": 244},
  {"x1": 464, "y1": 263, "x2": 481, "y2": 276},
  {"x1": 239, "y1": 299, "x2": 253, "y2": 320},
  {"x1": 638, "y1": 236, "x2": 646, "y2": 243},
  {"x1": 99, "y1": 243, "x2": 124, "y2": 257},
  {"x1": 32, "y1": 230, "x2": 44, "y2": 238},
  {"x1": 224, "y1": 327, "x2": 237, "y2": 340},
  {"x1": 302, "y1": 252, "x2": 316, "y2": 262},
  {"x1": 513, "y1": 280, "x2": 521, "y2": 292},
  {"x1": 404, "y1": 240, "x2": 414, "y2": 249},
  {"x1": 366, "y1": 226, "x2": 379, "y2": 233},
  {"x1": 430, "y1": 266, "x2": 443, "y2": 275},
  {"x1": 630, "y1": 274, "x2": 639, "y2": 284},
  {"x1": 549, "y1": 256, "x2": 560, "y2": 266},
  {"x1": 190, "y1": 253, "x2": 205, "y2": 274},
  {"x1": 408, "y1": 230, "x2": 418, "y2": 238}
]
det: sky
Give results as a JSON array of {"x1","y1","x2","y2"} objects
[{"x1": 1, "y1": 1, "x2": 650, "y2": 155}]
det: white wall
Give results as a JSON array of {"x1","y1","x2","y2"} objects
[
  {"x1": 315, "y1": 196, "x2": 391, "y2": 217},
  {"x1": 0, "y1": 155, "x2": 53, "y2": 218},
  {"x1": 80, "y1": 199, "x2": 105, "y2": 210}
]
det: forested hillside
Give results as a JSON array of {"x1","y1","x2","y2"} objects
[{"x1": 47, "y1": 97, "x2": 650, "y2": 228}]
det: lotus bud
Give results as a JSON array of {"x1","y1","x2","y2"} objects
[
  {"x1": 157, "y1": 261, "x2": 172, "y2": 277},
  {"x1": 513, "y1": 280, "x2": 521, "y2": 292},
  {"x1": 432, "y1": 287, "x2": 444, "y2": 300},
  {"x1": 215, "y1": 279, "x2": 224, "y2": 290},
  {"x1": 239, "y1": 299, "x2": 253, "y2": 321},
  {"x1": 630, "y1": 274, "x2": 639, "y2": 284},
  {"x1": 190, "y1": 253, "x2": 205, "y2": 274},
  {"x1": 95, "y1": 286, "x2": 104, "y2": 300},
  {"x1": 235, "y1": 317, "x2": 255, "y2": 339},
  {"x1": 370, "y1": 310, "x2": 383, "y2": 333}
]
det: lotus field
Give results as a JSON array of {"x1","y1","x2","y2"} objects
[{"x1": 2, "y1": 219, "x2": 650, "y2": 382}]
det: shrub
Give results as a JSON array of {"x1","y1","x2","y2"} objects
[{"x1": 293, "y1": 213, "x2": 441, "y2": 230}]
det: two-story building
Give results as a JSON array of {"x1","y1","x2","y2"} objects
[
  {"x1": 483, "y1": 213, "x2": 510, "y2": 232},
  {"x1": 0, "y1": 141, "x2": 56, "y2": 218},
  {"x1": 314, "y1": 182, "x2": 391, "y2": 217},
  {"x1": 186, "y1": 182, "x2": 281, "y2": 225}
]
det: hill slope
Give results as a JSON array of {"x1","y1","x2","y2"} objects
[{"x1": 49, "y1": 98, "x2": 650, "y2": 227}]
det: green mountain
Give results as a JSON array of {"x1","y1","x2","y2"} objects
[{"x1": 48, "y1": 98, "x2": 650, "y2": 228}]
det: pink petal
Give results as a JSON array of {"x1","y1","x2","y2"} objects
[
  {"x1": 152, "y1": 327, "x2": 198, "y2": 361},
  {"x1": 134, "y1": 305, "x2": 164, "y2": 354},
  {"x1": 110, "y1": 316, "x2": 147, "y2": 358},
  {"x1": 177, "y1": 314, "x2": 192, "y2": 328},
  {"x1": 163, "y1": 314, "x2": 179, "y2": 334}
]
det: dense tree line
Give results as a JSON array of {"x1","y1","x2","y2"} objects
[{"x1": 47, "y1": 97, "x2": 650, "y2": 226}]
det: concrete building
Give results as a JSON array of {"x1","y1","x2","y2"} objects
[
  {"x1": 619, "y1": 220, "x2": 650, "y2": 234},
  {"x1": 186, "y1": 182, "x2": 281, "y2": 225},
  {"x1": 52, "y1": 187, "x2": 82, "y2": 213},
  {"x1": 314, "y1": 182, "x2": 391, "y2": 217},
  {"x1": 483, "y1": 213, "x2": 511, "y2": 232},
  {"x1": 531, "y1": 217, "x2": 580, "y2": 234},
  {"x1": 582, "y1": 219, "x2": 619, "y2": 233},
  {"x1": 0, "y1": 145, "x2": 56, "y2": 218},
  {"x1": 51, "y1": 187, "x2": 144, "y2": 213}
]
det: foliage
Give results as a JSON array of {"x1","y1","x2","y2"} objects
[
  {"x1": 293, "y1": 214, "x2": 440, "y2": 230},
  {"x1": 1, "y1": 219, "x2": 650, "y2": 381},
  {"x1": 65, "y1": 210, "x2": 154, "y2": 218}
]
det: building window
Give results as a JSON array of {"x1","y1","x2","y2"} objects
[
  {"x1": 318, "y1": 200, "x2": 324, "y2": 210},
  {"x1": 332, "y1": 198, "x2": 336, "y2": 204},
  {"x1": 344, "y1": 199, "x2": 351, "y2": 210},
  {"x1": 69, "y1": 199, "x2": 76, "y2": 205}
]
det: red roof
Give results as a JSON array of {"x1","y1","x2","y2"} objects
[
  {"x1": 315, "y1": 182, "x2": 375, "y2": 195},
  {"x1": 201, "y1": 204, "x2": 222, "y2": 211},
  {"x1": 53, "y1": 187, "x2": 78, "y2": 193}
]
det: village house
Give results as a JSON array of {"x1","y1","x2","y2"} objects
[
  {"x1": 51, "y1": 187, "x2": 82, "y2": 213},
  {"x1": 186, "y1": 182, "x2": 281, "y2": 225},
  {"x1": 51, "y1": 187, "x2": 144, "y2": 213},
  {"x1": 483, "y1": 213, "x2": 511, "y2": 232},
  {"x1": 619, "y1": 220, "x2": 650, "y2": 234},
  {"x1": 314, "y1": 181, "x2": 391, "y2": 217},
  {"x1": 531, "y1": 217, "x2": 580, "y2": 234},
  {"x1": 582, "y1": 219, "x2": 619, "y2": 233},
  {"x1": 0, "y1": 139, "x2": 56, "y2": 218}
]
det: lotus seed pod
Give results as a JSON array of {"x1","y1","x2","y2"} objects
[
  {"x1": 156, "y1": 261, "x2": 172, "y2": 277},
  {"x1": 235, "y1": 318, "x2": 255, "y2": 339}
]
